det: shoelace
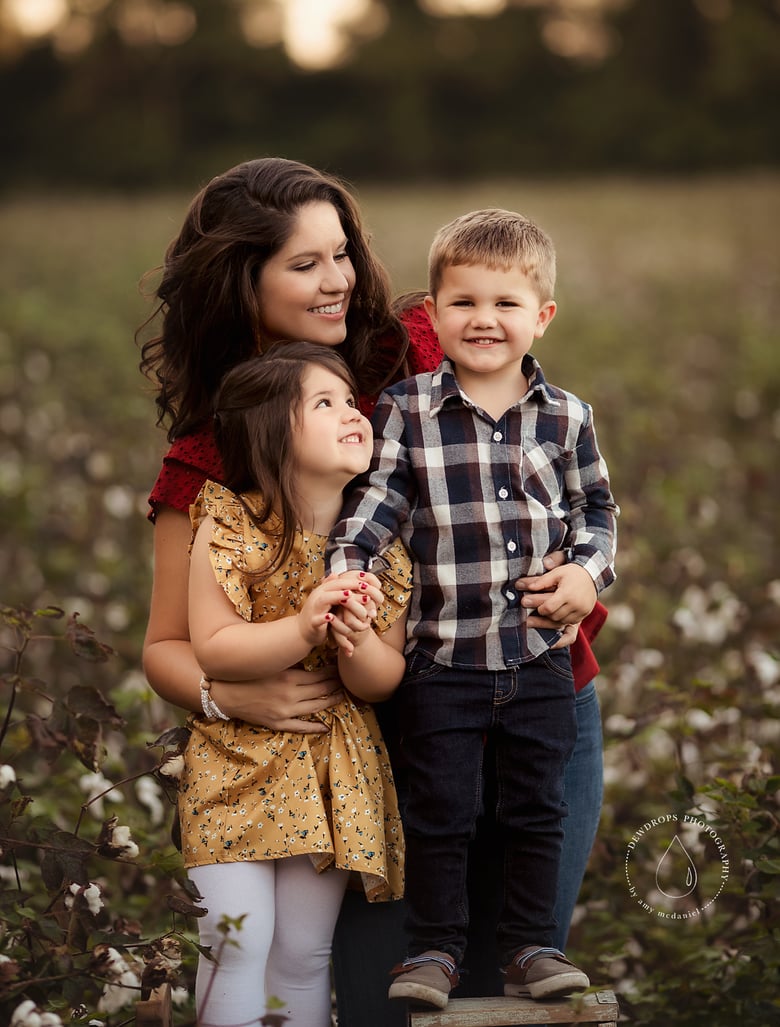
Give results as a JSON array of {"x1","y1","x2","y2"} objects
[
  {"x1": 401, "y1": 954, "x2": 457, "y2": 974},
  {"x1": 515, "y1": 946, "x2": 565, "y2": 968}
]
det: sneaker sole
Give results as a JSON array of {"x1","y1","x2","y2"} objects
[
  {"x1": 505, "y1": 970, "x2": 590, "y2": 1000},
  {"x1": 388, "y1": 980, "x2": 450, "y2": 1010}
]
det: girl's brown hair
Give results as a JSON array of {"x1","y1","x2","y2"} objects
[
  {"x1": 213, "y1": 343, "x2": 359, "y2": 579},
  {"x1": 138, "y1": 157, "x2": 407, "y2": 440}
]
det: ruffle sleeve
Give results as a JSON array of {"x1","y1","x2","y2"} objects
[
  {"x1": 372, "y1": 538, "x2": 413, "y2": 633},
  {"x1": 191, "y1": 481, "x2": 281, "y2": 623}
]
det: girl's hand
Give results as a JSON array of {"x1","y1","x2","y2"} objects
[
  {"x1": 209, "y1": 667, "x2": 343, "y2": 734},
  {"x1": 327, "y1": 569, "x2": 382, "y2": 655},
  {"x1": 329, "y1": 600, "x2": 377, "y2": 657},
  {"x1": 297, "y1": 572, "x2": 383, "y2": 650}
]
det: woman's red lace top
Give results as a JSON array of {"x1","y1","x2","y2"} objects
[{"x1": 146, "y1": 304, "x2": 605, "y2": 687}]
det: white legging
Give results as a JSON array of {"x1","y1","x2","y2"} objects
[{"x1": 188, "y1": 856, "x2": 349, "y2": 1027}]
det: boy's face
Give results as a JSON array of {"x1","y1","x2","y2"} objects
[{"x1": 424, "y1": 263, "x2": 556, "y2": 380}]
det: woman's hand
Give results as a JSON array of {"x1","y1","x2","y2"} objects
[{"x1": 209, "y1": 666, "x2": 343, "y2": 734}]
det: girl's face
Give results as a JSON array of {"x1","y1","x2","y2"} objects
[
  {"x1": 256, "y1": 201, "x2": 356, "y2": 350},
  {"x1": 292, "y1": 364, "x2": 372, "y2": 488}
]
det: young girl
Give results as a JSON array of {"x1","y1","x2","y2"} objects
[{"x1": 180, "y1": 343, "x2": 410, "y2": 1026}]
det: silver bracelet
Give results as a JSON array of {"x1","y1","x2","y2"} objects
[{"x1": 200, "y1": 675, "x2": 230, "y2": 721}]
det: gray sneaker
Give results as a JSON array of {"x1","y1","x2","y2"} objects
[
  {"x1": 503, "y1": 945, "x2": 590, "y2": 1000},
  {"x1": 388, "y1": 950, "x2": 460, "y2": 1009}
]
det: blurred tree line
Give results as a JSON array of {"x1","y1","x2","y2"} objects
[{"x1": 0, "y1": 0, "x2": 778, "y2": 190}]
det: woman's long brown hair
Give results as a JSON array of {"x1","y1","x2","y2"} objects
[{"x1": 138, "y1": 157, "x2": 408, "y2": 440}]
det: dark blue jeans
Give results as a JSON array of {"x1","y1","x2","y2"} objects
[
  {"x1": 457, "y1": 678, "x2": 603, "y2": 996},
  {"x1": 331, "y1": 679, "x2": 603, "y2": 1026},
  {"x1": 399, "y1": 648, "x2": 577, "y2": 967}
]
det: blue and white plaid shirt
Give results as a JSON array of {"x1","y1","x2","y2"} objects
[{"x1": 327, "y1": 356, "x2": 618, "y2": 670}]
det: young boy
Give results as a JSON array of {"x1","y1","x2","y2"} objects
[{"x1": 327, "y1": 208, "x2": 618, "y2": 1011}]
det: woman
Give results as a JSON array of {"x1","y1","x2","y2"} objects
[{"x1": 138, "y1": 157, "x2": 606, "y2": 1025}]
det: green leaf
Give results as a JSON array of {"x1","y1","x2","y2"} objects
[
  {"x1": 755, "y1": 858, "x2": 780, "y2": 875},
  {"x1": 147, "y1": 849, "x2": 186, "y2": 875},
  {"x1": 0, "y1": 604, "x2": 32, "y2": 631},
  {"x1": 33, "y1": 606, "x2": 65, "y2": 621}
]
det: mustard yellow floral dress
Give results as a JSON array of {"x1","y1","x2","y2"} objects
[{"x1": 178, "y1": 481, "x2": 411, "y2": 902}]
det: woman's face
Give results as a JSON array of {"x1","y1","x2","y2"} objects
[{"x1": 256, "y1": 201, "x2": 356, "y2": 349}]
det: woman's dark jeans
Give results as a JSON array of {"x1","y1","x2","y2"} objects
[{"x1": 331, "y1": 678, "x2": 603, "y2": 1026}]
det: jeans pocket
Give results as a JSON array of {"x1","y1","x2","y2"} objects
[
  {"x1": 403, "y1": 649, "x2": 444, "y2": 684},
  {"x1": 538, "y1": 647, "x2": 575, "y2": 683}
]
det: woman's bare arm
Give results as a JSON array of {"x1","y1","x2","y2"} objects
[
  {"x1": 142, "y1": 506, "x2": 341, "y2": 731},
  {"x1": 142, "y1": 507, "x2": 201, "y2": 710}
]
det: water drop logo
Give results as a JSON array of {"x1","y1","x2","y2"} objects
[
  {"x1": 655, "y1": 835, "x2": 698, "y2": 898},
  {"x1": 624, "y1": 813, "x2": 729, "y2": 923}
]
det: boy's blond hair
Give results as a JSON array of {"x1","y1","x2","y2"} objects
[{"x1": 428, "y1": 208, "x2": 556, "y2": 303}]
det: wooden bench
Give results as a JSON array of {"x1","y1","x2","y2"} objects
[
  {"x1": 133, "y1": 981, "x2": 619, "y2": 1026},
  {"x1": 408, "y1": 989, "x2": 619, "y2": 1026}
]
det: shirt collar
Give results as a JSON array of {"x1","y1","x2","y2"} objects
[{"x1": 429, "y1": 355, "x2": 559, "y2": 416}]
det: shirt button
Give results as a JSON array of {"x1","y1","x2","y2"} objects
[
  {"x1": 507, "y1": 540, "x2": 517, "y2": 553},
  {"x1": 493, "y1": 431, "x2": 503, "y2": 442},
  {"x1": 506, "y1": 590, "x2": 516, "y2": 601},
  {"x1": 498, "y1": 487, "x2": 509, "y2": 499}
]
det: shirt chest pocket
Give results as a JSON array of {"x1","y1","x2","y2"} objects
[{"x1": 518, "y1": 438, "x2": 575, "y2": 507}]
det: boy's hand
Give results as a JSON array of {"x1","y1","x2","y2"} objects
[{"x1": 516, "y1": 558, "x2": 597, "y2": 623}]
